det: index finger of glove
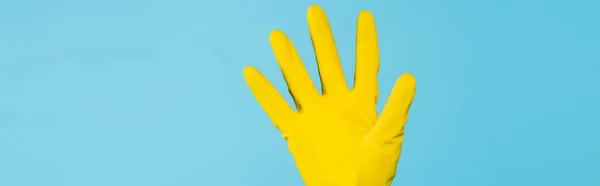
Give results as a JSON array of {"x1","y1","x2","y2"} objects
[
  {"x1": 243, "y1": 66, "x2": 296, "y2": 133},
  {"x1": 354, "y1": 10, "x2": 380, "y2": 102}
]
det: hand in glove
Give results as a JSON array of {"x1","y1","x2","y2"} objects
[{"x1": 243, "y1": 5, "x2": 417, "y2": 186}]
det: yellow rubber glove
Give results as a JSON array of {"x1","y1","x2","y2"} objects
[{"x1": 243, "y1": 5, "x2": 416, "y2": 186}]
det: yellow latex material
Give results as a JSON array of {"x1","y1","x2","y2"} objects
[{"x1": 243, "y1": 5, "x2": 416, "y2": 186}]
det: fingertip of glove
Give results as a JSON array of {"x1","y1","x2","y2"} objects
[
  {"x1": 396, "y1": 73, "x2": 417, "y2": 93},
  {"x1": 399, "y1": 73, "x2": 416, "y2": 84},
  {"x1": 307, "y1": 4, "x2": 325, "y2": 20},
  {"x1": 243, "y1": 66, "x2": 258, "y2": 78},
  {"x1": 307, "y1": 4, "x2": 323, "y2": 13},
  {"x1": 269, "y1": 30, "x2": 285, "y2": 41},
  {"x1": 358, "y1": 10, "x2": 373, "y2": 18}
]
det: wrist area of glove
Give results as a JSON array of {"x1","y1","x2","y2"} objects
[
  {"x1": 355, "y1": 179, "x2": 393, "y2": 186},
  {"x1": 299, "y1": 163, "x2": 396, "y2": 186},
  {"x1": 303, "y1": 176, "x2": 392, "y2": 186},
  {"x1": 304, "y1": 181, "x2": 390, "y2": 186}
]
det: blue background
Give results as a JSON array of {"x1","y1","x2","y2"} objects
[{"x1": 1, "y1": 0, "x2": 599, "y2": 185}]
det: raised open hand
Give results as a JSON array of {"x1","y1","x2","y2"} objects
[{"x1": 243, "y1": 5, "x2": 416, "y2": 186}]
